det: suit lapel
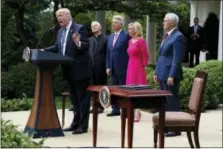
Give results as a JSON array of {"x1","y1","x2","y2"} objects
[
  {"x1": 159, "y1": 29, "x2": 177, "y2": 54},
  {"x1": 65, "y1": 22, "x2": 76, "y2": 55}
]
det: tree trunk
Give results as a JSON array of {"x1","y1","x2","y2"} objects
[
  {"x1": 15, "y1": 4, "x2": 28, "y2": 47},
  {"x1": 60, "y1": 0, "x2": 64, "y2": 8},
  {"x1": 53, "y1": 0, "x2": 59, "y2": 24}
]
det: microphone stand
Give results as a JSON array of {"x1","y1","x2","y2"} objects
[{"x1": 36, "y1": 26, "x2": 55, "y2": 49}]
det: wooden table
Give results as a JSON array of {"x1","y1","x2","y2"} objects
[{"x1": 87, "y1": 85, "x2": 172, "y2": 148}]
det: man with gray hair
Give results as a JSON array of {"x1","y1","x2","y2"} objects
[
  {"x1": 106, "y1": 15, "x2": 130, "y2": 116},
  {"x1": 89, "y1": 21, "x2": 108, "y2": 114},
  {"x1": 43, "y1": 8, "x2": 92, "y2": 134},
  {"x1": 154, "y1": 13, "x2": 185, "y2": 137}
]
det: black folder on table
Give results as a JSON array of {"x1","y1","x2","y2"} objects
[{"x1": 119, "y1": 85, "x2": 152, "y2": 90}]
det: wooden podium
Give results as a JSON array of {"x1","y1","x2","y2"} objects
[
  {"x1": 87, "y1": 85, "x2": 172, "y2": 148},
  {"x1": 24, "y1": 49, "x2": 73, "y2": 138}
]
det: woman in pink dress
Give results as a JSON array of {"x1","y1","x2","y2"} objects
[{"x1": 126, "y1": 22, "x2": 149, "y2": 122}]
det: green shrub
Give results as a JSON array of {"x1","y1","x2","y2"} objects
[
  {"x1": 1, "y1": 96, "x2": 68, "y2": 112},
  {"x1": 1, "y1": 63, "x2": 36, "y2": 99},
  {"x1": 195, "y1": 60, "x2": 223, "y2": 108},
  {"x1": 1, "y1": 71, "x2": 15, "y2": 99},
  {"x1": 1, "y1": 120, "x2": 44, "y2": 148},
  {"x1": 1, "y1": 94, "x2": 33, "y2": 112},
  {"x1": 146, "y1": 66, "x2": 158, "y2": 89},
  {"x1": 9, "y1": 63, "x2": 36, "y2": 98},
  {"x1": 146, "y1": 60, "x2": 222, "y2": 110},
  {"x1": 1, "y1": 63, "x2": 68, "y2": 99},
  {"x1": 53, "y1": 66, "x2": 68, "y2": 95}
]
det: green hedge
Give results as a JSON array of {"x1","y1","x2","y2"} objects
[
  {"x1": 1, "y1": 96, "x2": 70, "y2": 112},
  {"x1": 2, "y1": 60, "x2": 222, "y2": 111},
  {"x1": 195, "y1": 60, "x2": 223, "y2": 108},
  {"x1": 1, "y1": 120, "x2": 44, "y2": 148},
  {"x1": 1, "y1": 63, "x2": 67, "y2": 99},
  {"x1": 1, "y1": 94, "x2": 33, "y2": 112},
  {"x1": 146, "y1": 60, "x2": 222, "y2": 110}
]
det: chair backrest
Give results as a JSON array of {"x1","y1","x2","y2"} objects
[{"x1": 187, "y1": 71, "x2": 208, "y2": 126}]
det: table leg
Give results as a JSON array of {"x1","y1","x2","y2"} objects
[
  {"x1": 121, "y1": 108, "x2": 127, "y2": 148},
  {"x1": 93, "y1": 93, "x2": 98, "y2": 147},
  {"x1": 62, "y1": 95, "x2": 66, "y2": 128},
  {"x1": 158, "y1": 98, "x2": 166, "y2": 148},
  {"x1": 127, "y1": 102, "x2": 134, "y2": 148}
]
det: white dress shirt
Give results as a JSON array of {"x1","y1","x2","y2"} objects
[
  {"x1": 114, "y1": 29, "x2": 122, "y2": 38},
  {"x1": 193, "y1": 25, "x2": 198, "y2": 33},
  {"x1": 167, "y1": 27, "x2": 176, "y2": 36}
]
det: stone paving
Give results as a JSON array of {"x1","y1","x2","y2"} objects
[{"x1": 1, "y1": 107, "x2": 222, "y2": 148}]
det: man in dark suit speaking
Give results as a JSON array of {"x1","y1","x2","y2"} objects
[
  {"x1": 43, "y1": 8, "x2": 92, "y2": 134},
  {"x1": 154, "y1": 13, "x2": 185, "y2": 137}
]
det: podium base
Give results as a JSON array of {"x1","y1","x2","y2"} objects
[{"x1": 24, "y1": 126, "x2": 64, "y2": 138}]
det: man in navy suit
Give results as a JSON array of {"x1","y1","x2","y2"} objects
[
  {"x1": 154, "y1": 13, "x2": 185, "y2": 137},
  {"x1": 106, "y1": 15, "x2": 130, "y2": 116},
  {"x1": 44, "y1": 8, "x2": 92, "y2": 134}
]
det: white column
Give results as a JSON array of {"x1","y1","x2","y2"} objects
[
  {"x1": 190, "y1": 1, "x2": 198, "y2": 26},
  {"x1": 218, "y1": 0, "x2": 222, "y2": 60},
  {"x1": 146, "y1": 16, "x2": 157, "y2": 65},
  {"x1": 96, "y1": 11, "x2": 105, "y2": 34}
]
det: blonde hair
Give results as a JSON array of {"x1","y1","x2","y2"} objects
[
  {"x1": 56, "y1": 8, "x2": 72, "y2": 20},
  {"x1": 128, "y1": 22, "x2": 143, "y2": 37},
  {"x1": 112, "y1": 15, "x2": 124, "y2": 25}
]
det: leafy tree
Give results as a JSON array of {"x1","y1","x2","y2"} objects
[{"x1": 1, "y1": 0, "x2": 52, "y2": 70}]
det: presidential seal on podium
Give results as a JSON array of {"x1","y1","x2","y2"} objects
[{"x1": 99, "y1": 86, "x2": 111, "y2": 108}]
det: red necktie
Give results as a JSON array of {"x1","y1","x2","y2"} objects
[{"x1": 163, "y1": 33, "x2": 168, "y2": 42}]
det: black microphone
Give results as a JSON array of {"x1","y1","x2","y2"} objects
[{"x1": 36, "y1": 25, "x2": 55, "y2": 49}]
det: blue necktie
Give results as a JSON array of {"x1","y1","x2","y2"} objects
[{"x1": 61, "y1": 28, "x2": 67, "y2": 55}]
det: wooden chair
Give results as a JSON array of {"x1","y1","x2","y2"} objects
[
  {"x1": 152, "y1": 71, "x2": 208, "y2": 148},
  {"x1": 61, "y1": 92, "x2": 70, "y2": 127}
]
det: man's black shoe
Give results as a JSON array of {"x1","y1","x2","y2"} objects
[
  {"x1": 72, "y1": 128, "x2": 88, "y2": 134},
  {"x1": 63, "y1": 126, "x2": 76, "y2": 132},
  {"x1": 164, "y1": 132, "x2": 181, "y2": 137},
  {"x1": 107, "y1": 112, "x2": 120, "y2": 117}
]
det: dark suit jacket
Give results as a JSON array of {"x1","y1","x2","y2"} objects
[
  {"x1": 106, "y1": 30, "x2": 130, "y2": 76},
  {"x1": 155, "y1": 29, "x2": 185, "y2": 81},
  {"x1": 89, "y1": 34, "x2": 107, "y2": 77},
  {"x1": 188, "y1": 25, "x2": 204, "y2": 52},
  {"x1": 44, "y1": 22, "x2": 92, "y2": 81}
]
